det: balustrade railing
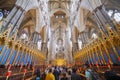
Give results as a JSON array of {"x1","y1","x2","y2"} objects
[
  {"x1": 0, "y1": 27, "x2": 46, "y2": 66},
  {"x1": 74, "y1": 21, "x2": 120, "y2": 71}
]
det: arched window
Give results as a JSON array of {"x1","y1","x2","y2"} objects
[
  {"x1": 114, "y1": 12, "x2": 120, "y2": 22},
  {"x1": 21, "y1": 33, "x2": 28, "y2": 40},
  {"x1": 78, "y1": 38, "x2": 82, "y2": 50},
  {"x1": 108, "y1": 10, "x2": 120, "y2": 22},
  {"x1": 37, "y1": 39, "x2": 42, "y2": 50},
  {"x1": 92, "y1": 33, "x2": 97, "y2": 39}
]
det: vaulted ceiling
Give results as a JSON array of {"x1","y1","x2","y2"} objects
[{"x1": 0, "y1": 0, "x2": 16, "y2": 10}]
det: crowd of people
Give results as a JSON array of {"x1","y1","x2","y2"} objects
[
  {"x1": 35, "y1": 64, "x2": 120, "y2": 80},
  {"x1": 0, "y1": 62, "x2": 119, "y2": 80}
]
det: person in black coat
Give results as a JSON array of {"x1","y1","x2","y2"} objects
[
  {"x1": 104, "y1": 70, "x2": 120, "y2": 80},
  {"x1": 53, "y1": 66, "x2": 60, "y2": 80},
  {"x1": 71, "y1": 68, "x2": 82, "y2": 80},
  {"x1": 35, "y1": 67, "x2": 41, "y2": 79}
]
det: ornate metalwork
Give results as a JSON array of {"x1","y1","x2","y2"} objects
[
  {"x1": 74, "y1": 22, "x2": 120, "y2": 69},
  {"x1": 0, "y1": 28, "x2": 46, "y2": 65}
]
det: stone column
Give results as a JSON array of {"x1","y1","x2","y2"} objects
[
  {"x1": 71, "y1": 27, "x2": 78, "y2": 54},
  {"x1": 34, "y1": 32, "x2": 37, "y2": 44},
  {"x1": 93, "y1": 5, "x2": 116, "y2": 34},
  {"x1": 85, "y1": 32, "x2": 89, "y2": 42},
  {"x1": 10, "y1": 0, "x2": 30, "y2": 33},
  {"x1": 8, "y1": 9, "x2": 22, "y2": 27},
  {"x1": 32, "y1": 32, "x2": 35, "y2": 43},
  {"x1": 41, "y1": 43, "x2": 48, "y2": 54},
  {"x1": 37, "y1": 35, "x2": 42, "y2": 50},
  {"x1": 83, "y1": 32, "x2": 88, "y2": 47},
  {"x1": 0, "y1": 7, "x2": 18, "y2": 32},
  {"x1": 65, "y1": 31, "x2": 73, "y2": 63},
  {"x1": 100, "y1": 6, "x2": 116, "y2": 30},
  {"x1": 41, "y1": 26, "x2": 48, "y2": 55},
  {"x1": 32, "y1": 32, "x2": 37, "y2": 44},
  {"x1": 47, "y1": 31, "x2": 53, "y2": 64},
  {"x1": 11, "y1": 11, "x2": 25, "y2": 34},
  {"x1": 1, "y1": 0, "x2": 30, "y2": 33},
  {"x1": 86, "y1": 0, "x2": 116, "y2": 34},
  {"x1": 80, "y1": 33, "x2": 85, "y2": 47},
  {"x1": 78, "y1": 33, "x2": 83, "y2": 48}
]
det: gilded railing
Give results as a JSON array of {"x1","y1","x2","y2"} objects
[
  {"x1": 74, "y1": 21, "x2": 120, "y2": 69},
  {"x1": 0, "y1": 27, "x2": 46, "y2": 65}
]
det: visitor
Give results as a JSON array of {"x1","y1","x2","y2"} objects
[
  {"x1": 84, "y1": 63, "x2": 102, "y2": 80},
  {"x1": 84, "y1": 64, "x2": 92, "y2": 80},
  {"x1": 45, "y1": 68, "x2": 55, "y2": 80},
  {"x1": 71, "y1": 67, "x2": 82, "y2": 80},
  {"x1": 53, "y1": 66, "x2": 60, "y2": 80},
  {"x1": 60, "y1": 73, "x2": 68, "y2": 80},
  {"x1": 35, "y1": 67, "x2": 41, "y2": 80}
]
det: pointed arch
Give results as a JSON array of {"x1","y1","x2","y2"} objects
[{"x1": 50, "y1": 8, "x2": 69, "y2": 17}]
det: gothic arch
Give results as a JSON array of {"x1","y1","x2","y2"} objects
[
  {"x1": 18, "y1": 9, "x2": 37, "y2": 39},
  {"x1": 50, "y1": 8, "x2": 69, "y2": 17}
]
